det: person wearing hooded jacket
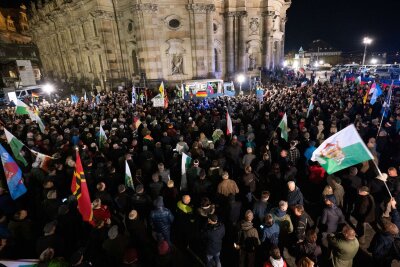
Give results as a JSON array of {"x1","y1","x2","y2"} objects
[
  {"x1": 236, "y1": 210, "x2": 260, "y2": 267},
  {"x1": 149, "y1": 196, "x2": 174, "y2": 245}
]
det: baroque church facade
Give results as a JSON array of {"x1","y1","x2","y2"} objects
[{"x1": 29, "y1": 0, "x2": 291, "y2": 90}]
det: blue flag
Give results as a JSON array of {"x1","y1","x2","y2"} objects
[
  {"x1": 0, "y1": 144, "x2": 27, "y2": 200},
  {"x1": 71, "y1": 95, "x2": 79, "y2": 104},
  {"x1": 370, "y1": 83, "x2": 382, "y2": 105},
  {"x1": 381, "y1": 84, "x2": 393, "y2": 118}
]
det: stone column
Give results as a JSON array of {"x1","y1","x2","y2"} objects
[
  {"x1": 206, "y1": 5, "x2": 216, "y2": 77},
  {"x1": 238, "y1": 11, "x2": 248, "y2": 73},
  {"x1": 224, "y1": 12, "x2": 235, "y2": 76},
  {"x1": 262, "y1": 11, "x2": 274, "y2": 69}
]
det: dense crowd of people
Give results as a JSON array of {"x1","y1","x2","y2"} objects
[{"x1": 0, "y1": 78, "x2": 399, "y2": 267}]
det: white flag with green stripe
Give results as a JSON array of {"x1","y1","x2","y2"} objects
[
  {"x1": 278, "y1": 113, "x2": 288, "y2": 141},
  {"x1": 311, "y1": 124, "x2": 373, "y2": 174},
  {"x1": 4, "y1": 129, "x2": 28, "y2": 166},
  {"x1": 99, "y1": 125, "x2": 107, "y2": 148},
  {"x1": 15, "y1": 99, "x2": 29, "y2": 115},
  {"x1": 125, "y1": 160, "x2": 134, "y2": 190},
  {"x1": 180, "y1": 152, "x2": 192, "y2": 191}
]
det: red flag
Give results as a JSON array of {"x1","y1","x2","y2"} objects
[{"x1": 71, "y1": 151, "x2": 93, "y2": 223}]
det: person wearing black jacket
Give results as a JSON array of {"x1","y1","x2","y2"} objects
[
  {"x1": 292, "y1": 204, "x2": 314, "y2": 243},
  {"x1": 203, "y1": 214, "x2": 225, "y2": 267}
]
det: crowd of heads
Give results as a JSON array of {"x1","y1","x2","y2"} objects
[{"x1": 0, "y1": 79, "x2": 399, "y2": 266}]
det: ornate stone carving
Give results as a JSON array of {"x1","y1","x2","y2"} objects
[
  {"x1": 249, "y1": 18, "x2": 259, "y2": 35},
  {"x1": 224, "y1": 11, "x2": 247, "y2": 18},
  {"x1": 132, "y1": 4, "x2": 158, "y2": 13},
  {"x1": 172, "y1": 55, "x2": 183, "y2": 75},
  {"x1": 262, "y1": 10, "x2": 275, "y2": 17},
  {"x1": 186, "y1": 4, "x2": 208, "y2": 13}
]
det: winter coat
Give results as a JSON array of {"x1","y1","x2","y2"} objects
[
  {"x1": 328, "y1": 234, "x2": 359, "y2": 267},
  {"x1": 252, "y1": 200, "x2": 271, "y2": 223},
  {"x1": 260, "y1": 223, "x2": 280, "y2": 246},
  {"x1": 333, "y1": 183, "x2": 345, "y2": 208},
  {"x1": 368, "y1": 232, "x2": 394, "y2": 261},
  {"x1": 203, "y1": 222, "x2": 225, "y2": 255},
  {"x1": 353, "y1": 194, "x2": 375, "y2": 223},
  {"x1": 321, "y1": 206, "x2": 345, "y2": 234},
  {"x1": 243, "y1": 173, "x2": 256, "y2": 193},
  {"x1": 176, "y1": 201, "x2": 195, "y2": 235},
  {"x1": 287, "y1": 187, "x2": 304, "y2": 207},
  {"x1": 237, "y1": 221, "x2": 261, "y2": 252},
  {"x1": 296, "y1": 240, "x2": 322, "y2": 263},
  {"x1": 294, "y1": 213, "x2": 314, "y2": 241},
  {"x1": 271, "y1": 208, "x2": 293, "y2": 234},
  {"x1": 149, "y1": 207, "x2": 174, "y2": 234},
  {"x1": 217, "y1": 179, "x2": 239, "y2": 197}
]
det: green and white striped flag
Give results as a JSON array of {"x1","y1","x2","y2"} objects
[
  {"x1": 125, "y1": 160, "x2": 134, "y2": 190},
  {"x1": 99, "y1": 125, "x2": 107, "y2": 148},
  {"x1": 15, "y1": 99, "x2": 29, "y2": 115},
  {"x1": 28, "y1": 110, "x2": 45, "y2": 133},
  {"x1": 278, "y1": 113, "x2": 288, "y2": 141},
  {"x1": 311, "y1": 124, "x2": 373, "y2": 174},
  {"x1": 180, "y1": 152, "x2": 192, "y2": 191},
  {"x1": 4, "y1": 129, "x2": 28, "y2": 166}
]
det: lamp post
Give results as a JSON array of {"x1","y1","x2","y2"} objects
[
  {"x1": 362, "y1": 37, "x2": 372, "y2": 66},
  {"x1": 237, "y1": 74, "x2": 245, "y2": 95}
]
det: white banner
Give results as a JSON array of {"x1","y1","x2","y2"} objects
[
  {"x1": 16, "y1": 60, "x2": 36, "y2": 86},
  {"x1": 151, "y1": 95, "x2": 164, "y2": 107}
]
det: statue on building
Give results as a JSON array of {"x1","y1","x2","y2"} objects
[
  {"x1": 172, "y1": 54, "x2": 183, "y2": 75},
  {"x1": 249, "y1": 54, "x2": 256, "y2": 70}
]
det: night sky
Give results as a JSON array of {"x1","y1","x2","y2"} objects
[{"x1": 4, "y1": 0, "x2": 400, "y2": 53}]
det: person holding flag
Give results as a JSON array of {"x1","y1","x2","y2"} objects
[
  {"x1": 71, "y1": 149, "x2": 93, "y2": 224},
  {"x1": 125, "y1": 160, "x2": 134, "y2": 190},
  {"x1": 99, "y1": 124, "x2": 107, "y2": 148}
]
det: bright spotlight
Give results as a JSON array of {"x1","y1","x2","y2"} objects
[
  {"x1": 319, "y1": 60, "x2": 324, "y2": 65},
  {"x1": 370, "y1": 58, "x2": 378, "y2": 64},
  {"x1": 237, "y1": 74, "x2": 245, "y2": 84},
  {"x1": 314, "y1": 62, "x2": 319, "y2": 68},
  {"x1": 363, "y1": 37, "x2": 372, "y2": 45},
  {"x1": 42, "y1": 84, "x2": 54, "y2": 94}
]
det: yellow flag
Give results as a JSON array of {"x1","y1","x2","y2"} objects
[{"x1": 159, "y1": 82, "x2": 165, "y2": 97}]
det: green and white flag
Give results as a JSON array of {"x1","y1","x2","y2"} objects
[
  {"x1": 125, "y1": 160, "x2": 134, "y2": 190},
  {"x1": 28, "y1": 110, "x2": 45, "y2": 133},
  {"x1": 4, "y1": 129, "x2": 28, "y2": 166},
  {"x1": 99, "y1": 125, "x2": 107, "y2": 148},
  {"x1": 180, "y1": 152, "x2": 192, "y2": 191},
  {"x1": 278, "y1": 113, "x2": 288, "y2": 141},
  {"x1": 311, "y1": 124, "x2": 373, "y2": 174},
  {"x1": 15, "y1": 99, "x2": 29, "y2": 115}
]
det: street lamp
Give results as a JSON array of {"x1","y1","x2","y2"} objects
[
  {"x1": 42, "y1": 83, "x2": 54, "y2": 102},
  {"x1": 370, "y1": 58, "x2": 378, "y2": 65},
  {"x1": 362, "y1": 37, "x2": 372, "y2": 66},
  {"x1": 237, "y1": 74, "x2": 245, "y2": 95}
]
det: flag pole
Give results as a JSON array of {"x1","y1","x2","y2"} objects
[
  {"x1": 376, "y1": 80, "x2": 394, "y2": 139},
  {"x1": 371, "y1": 159, "x2": 392, "y2": 198}
]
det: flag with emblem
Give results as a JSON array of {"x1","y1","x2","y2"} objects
[
  {"x1": 311, "y1": 124, "x2": 373, "y2": 174},
  {"x1": 125, "y1": 160, "x2": 134, "y2": 190},
  {"x1": 0, "y1": 144, "x2": 27, "y2": 200},
  {"x1": 71, "y1": 150, "x2": 93, "y2": 222},
  {"x1": 4, "y1": 129, "x2": 28, "y2": 167},
  {"x1": 278, "y1": 113, "x2": 288, "y2": 141}
]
